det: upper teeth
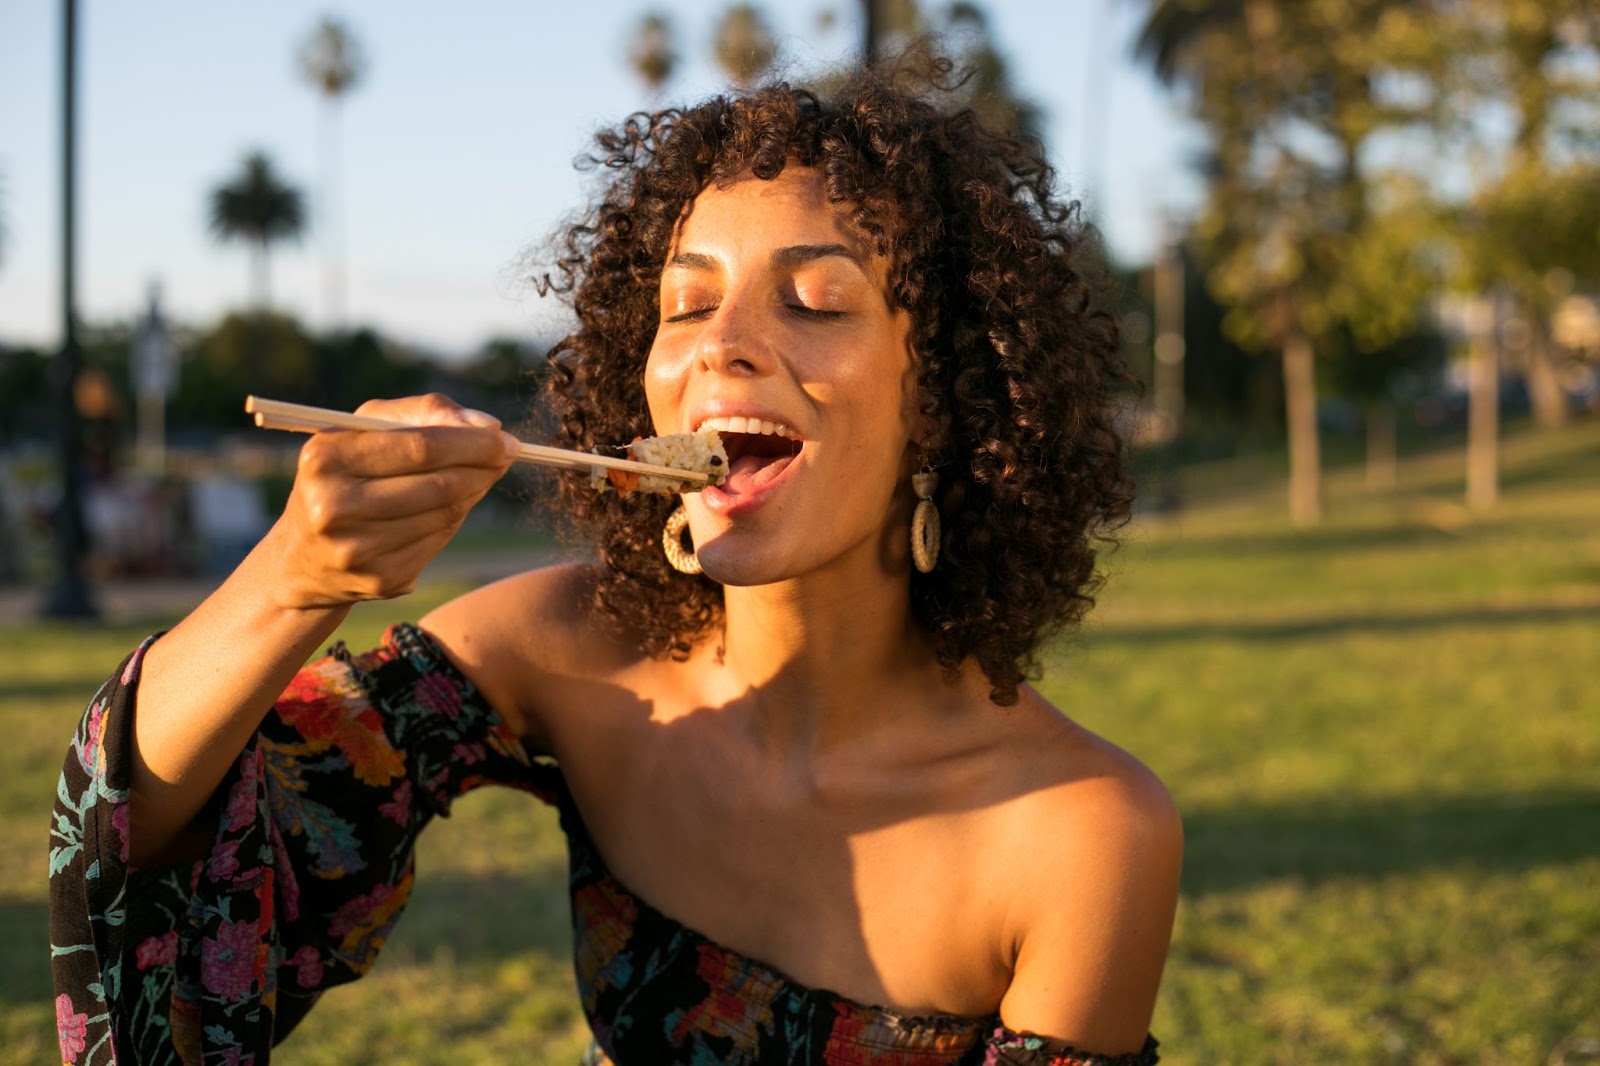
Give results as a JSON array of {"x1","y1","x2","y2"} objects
[{"x1": 698, "y1": 415, "x2": 798, "y2": 439}]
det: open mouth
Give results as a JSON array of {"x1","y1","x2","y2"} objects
[{"x1": 698, "y1": 416, "x2": 803, "y2": 496}]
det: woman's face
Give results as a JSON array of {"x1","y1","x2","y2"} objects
[{"x1": 644, "y1": 166, "x2": 920, "y2": 587}]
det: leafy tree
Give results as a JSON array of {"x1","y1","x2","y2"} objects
[
  {"x1": 1136, "y1": 0, "x2": 1444, "y2": 524},
  {"x1": 207, "y1": 151, "x2": 306, "y2": 313},
  {"x1": 185, "y1": 311, "x2": 317, "y2": 418},
  {"x1": 1446, "y1": 0, "x2": 1600, "y2": 428},
  {"x1": 317, "y1": 327, "x2": 429, "y2": 412},
  {"x1": 0, "y1": 346, "x2": 50, "y2": 442},
  {"x1": 936, "y1": 3, "x2": 1042, "y2": 141},
  {"x1": 829, "y1": 3, "x2": 1047, "y2": 141}
]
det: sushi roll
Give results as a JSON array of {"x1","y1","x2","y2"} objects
[{"x1": 590, "y1": 430, "x2": 728, "y2": 495}]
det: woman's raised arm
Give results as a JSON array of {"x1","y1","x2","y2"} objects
[{"x1": 124, "y1": 393, "x2": 518, "y2": 866}]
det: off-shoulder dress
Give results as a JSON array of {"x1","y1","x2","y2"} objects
[{"x1": 48, "y1": 623, "x2": 1159, "y2": 1066}]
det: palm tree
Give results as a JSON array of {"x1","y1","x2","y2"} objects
[
  {"x1": 298, "y1": 17, "x2": 365, "y2": 333},
  {"x1": 628, "y1": 12, "x2": 678, "y2": 93},
  {"x1": 712, "y1": 4, "x2": 779, "y2": 88},
  {"x1": 208, "y1": 150, "x2": 305, "y2": 312}
]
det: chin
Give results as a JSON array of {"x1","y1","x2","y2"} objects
[
  {"x1": 694, "y1": 536, "x2": 815, "y2": 588},
  {"x1": 694, "y1": 545, "x2": 786, "y2": 588}
]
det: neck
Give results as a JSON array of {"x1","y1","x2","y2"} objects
[{"x1": 714, "y1": 558, "x2": 927, "y2": 758}]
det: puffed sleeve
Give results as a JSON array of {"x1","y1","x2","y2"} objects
[
  {"x1": 48, "y1": 622, "x2": 558, "y2": 1066},
  {"x1": 981, "y1": 1029, "x2": 1160, "y2": 1065}
]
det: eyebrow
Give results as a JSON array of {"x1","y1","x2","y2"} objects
[
  {"x1": 664, "y1": 243, "x2": 867, "y2": 273},
  {"x1": 773, "y1": 243, "x2": 866, "y2": 270}
]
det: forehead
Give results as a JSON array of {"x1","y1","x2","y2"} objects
[{"x1": 670, "y1": 167, "x2": 869, "y2": 259}]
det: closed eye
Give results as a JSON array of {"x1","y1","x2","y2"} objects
[
  {"x1": 788, "y1": 305, "x2": 846, "y2": 320},
  {"x1": 663, "y1": 306, "x2": 718, "y2": 323}
]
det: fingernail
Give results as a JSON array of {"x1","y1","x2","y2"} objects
[
  {"x1": 501, "y1": 432, "x2": 521, "y2": 459},
  {"x1": 460, "y1": 409, "x2": 500, "y2": 428}
]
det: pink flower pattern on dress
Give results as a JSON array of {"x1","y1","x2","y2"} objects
[
  {"x1": 328, "y1": 883, "x2": 394, "y2": 936},
  {"x1": 135, "y1": 931, "x2": 179, "y2": 970},
  {"x1": 378, "y1": 779, "x2": 412, "y2": 826},
  {"x1": 201, "y1": 919, "x2": 259, "y2": 1002},
  {"x1": 289, "y1": 945, "x2": 325, "y2": 989},
  {"x1": 413, "y1": 670, "x2": 462, "y2": 718},
  {"x1": 56, "y1": 993, "x2": 88, "y2": 1062},
  {"x1": 270, "y1": 821, "x2": 302, "y2": 922},
  {"x1": 206, "y1": 838, "x2": 242, "y2": 882},
  {"x1": 78, "y1": 699, "x2": 106, "y2": 776},
  {"x1": 111, "y1": 801, "x2": 130, "y2": 864},
  {"x1": 222, "y1": 751, "x2": 259, "y2": 831}
]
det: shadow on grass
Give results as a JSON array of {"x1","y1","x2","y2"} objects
[
  {"x1": 1498, "y1": 437, "x2": 1600, "y2": 492},
  {"x1": 380, "y1": 862, "x2": 574, "y2": 967},
  {"x1": 0, "y1": 679, "x2": 109, "y2": 703},
  {"x1": 1181, "y1": 789, "x2": 1600, "y2": 895},
  {"x1": 1146, "y1": 520, "x2": 1483, "y2": 562},
  {"x1": 0, "y1": 896, "x2": 50, "y2": 1007},
  {"x1": 1092, "y1": 600, "x2": 1599, "y2": 646}
]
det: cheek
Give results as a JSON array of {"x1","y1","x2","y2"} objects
[{"x1": 643, "y1": 344, "x2": 683, "y2": 428}]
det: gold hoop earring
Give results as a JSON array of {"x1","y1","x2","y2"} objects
[
  {"x1": 662, "y1": 504, "x2": 703, "y2": 575},
  {"x1": 910, "y1": 467, "x2": 940, "y2": 574}
]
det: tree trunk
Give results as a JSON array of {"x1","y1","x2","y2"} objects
[
  {"x1": 41, "y1": 0, "x2": 99, "y2": 618},
  {"x1": 319, "y1": 97, "x2": 345, "y2": 336},
  {"x1": 1364, "y1": 398, "x2": 1396, "y2": 492},
  {"x1": 1524, "y1": 326, "x2": 1568, "y2": 428},
  {"x1": 248, "y1": 239, "x2": 271, "y2": 389},
  {"x1": 1467, "y1": 330, "x2": 1500, "y2": 512},
  {"x1": 1282, "y1": 332, "x2": 1322, "y2": 526},
  {"x1": 1153, "y1": 232, "x2": 1185, "y2": 439},
  {"x1": 251, "y1": 239, "x2": 271, "y2": 313}
]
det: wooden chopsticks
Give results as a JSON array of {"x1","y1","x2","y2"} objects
[{"x1": 244, "y1": 396, "x2": 710, "y2": 485}]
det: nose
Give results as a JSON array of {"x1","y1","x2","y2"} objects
[{"x1": 695, "y1": 286, "x2": 776, "y2": 378}]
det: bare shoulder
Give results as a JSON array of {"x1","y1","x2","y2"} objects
[
  {"x1": 418, "y1": 561, "x2": 642, "y2": 747},
  {"x1": 990, "y1": 690, "x2": 1182, "y2": 1055}
]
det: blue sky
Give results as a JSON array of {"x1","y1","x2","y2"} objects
[{"x1": 0, "y1": 0, "x2": 1199, "y2": 357}]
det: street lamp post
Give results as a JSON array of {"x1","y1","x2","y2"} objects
[
  {"x1": 41, "y1": 0, "x2": 98, "y2": 620},
  {"x1": 862, "y1": 0, "x2": 879, "y2": 64},
  {"x1": 134, "y1": 283, "x2": 175, "y2": 476}
]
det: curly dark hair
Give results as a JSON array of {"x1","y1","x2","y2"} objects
[{"x1": 536, "y1": 63, "x2": 1133, "y2": 706}]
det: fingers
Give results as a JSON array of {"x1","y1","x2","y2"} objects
[
  {"x1": 330, "y1": 393, "x2": 516, "y2": 474},
  {"x1": 298, "y1": 423, "x2": 517, "y2": 481},
  {"x1": 273, "y1": 393, "x2": 523, "y2": 608},
  {"x1": 282, "y1": 469, "x2": 499, "y2": 605},
  {"x1": 302, "y1": 465, "x2": 503, "y2": 527},
  {"x1": 355, "y1": 393, "x2": 501, "y2": 430}
]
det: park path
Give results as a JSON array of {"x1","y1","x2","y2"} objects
[{"x1": 0, "y1": 548, "x2": 552, "y2": 628}]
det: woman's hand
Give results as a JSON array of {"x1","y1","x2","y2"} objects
[{"x1": 270, "y1": 393, "x2": 520, "y2": 609}]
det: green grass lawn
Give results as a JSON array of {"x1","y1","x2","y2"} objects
[{"x1": 4, "y1": 421, "x2": 1597, "y2": 1064}]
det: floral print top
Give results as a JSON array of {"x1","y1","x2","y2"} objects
[{"x1": 49, "y1": 623, "x2": 1158, "y2": 1066}]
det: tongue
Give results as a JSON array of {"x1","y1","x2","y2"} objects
[{"x1": 721, "y1": 452, "x2": 794, "y2": 495}]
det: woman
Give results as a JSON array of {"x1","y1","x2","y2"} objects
[{"x1": 50, "y1": 68, "x2": 1180, "y2": 1066}]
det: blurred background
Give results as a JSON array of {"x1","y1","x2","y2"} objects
[{"x1": 2, "y1": 1, "x2": 1597, "y2": 1064}]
